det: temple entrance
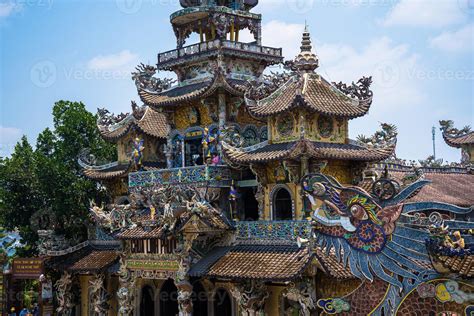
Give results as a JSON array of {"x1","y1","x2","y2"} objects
[
  {"x1": 159, "y1": 279, "x2": 179, "y2": 316},
  {"x1": 213, "y1": 288, "x2": 232, "y2": 316},
  {"x1": 273, "y1": 188, "x2": 293, "y2": 220},
  {"x1": 240, "y1": 187, "x2": 259, "y2": 220},
  {"x1": 192, "y1": 281, "x2": 208, "y2": 316},
  {"x1": 140, "y1": 285, "x2": 155, "y2": 316}
]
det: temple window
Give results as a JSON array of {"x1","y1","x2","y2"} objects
[
  {"x1": 213, "y1": 288, "x2": 233, "y2": 316},
  {"x1": 130, "y1": 238, "x2": 177, "y2": 254},
  {"x1": 242, "y1": 126, "x2": 259, "y2": 147},
  {"x1": 272, "y1": 187, "x2": 293, "y2": 220}
]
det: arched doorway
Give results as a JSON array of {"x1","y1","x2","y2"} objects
[
  {"x1": 213, "y1": 288, "x2": 232, "y2": 316},
  {"x1": 273, "y1": 188, "x2": 293, "y2": 220},
  {"x1": 192, "y1": 281, "x2": 208, "y2": 316},
  {"x1": 159, "y1": 279, "x2": 179, "y2": 316},
  {"x1": 140, "y1": 285, "x2": 154, "y2": 316}
]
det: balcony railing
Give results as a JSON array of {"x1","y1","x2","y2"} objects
[
  {"x1": 129, "y1": 165, "x2": 232, "y2": 188},
  {"x1": 158, "y1": 39, "x2": 283, "y2": 65},
  {"x1": 235, "y1": 221, "x2": 312, "y2": 241}
]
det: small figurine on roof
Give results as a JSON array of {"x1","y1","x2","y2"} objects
[{"x1": 131, "y1": 137, "x2": 145, "y2": 170}]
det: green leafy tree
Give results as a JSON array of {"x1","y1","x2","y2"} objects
[{"x1": 0, "y1": 101, "x2": 116, "y2": 255}]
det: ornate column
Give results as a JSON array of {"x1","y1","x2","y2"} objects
[
  {"x1": 218, "y1": 90, "x2": 226, "y2": 128},
  {"x1": 117, "y1": 258, "x2": 136, "y2": 316},
  {"x1": 230, "y1": 281, "x2": 269, "y2": 316},
  {"x1": 176, "y1": 280, "x2": 193, "y2": 316},
  {"x1": 282, "y1": 282, "x2": 316, "y2": 316},
  {"x1": 218, "y1": 90, "x2": 227, "y2": 156},
  {"x1": 166, "y1": 138, "x2": 173, "y2": 169},
  {"x1": 55, "y1": 271, "x2": 74, "y2": 316},
  {"x1": 89, "y1": 273, "x2": 110, "y2": 316}
]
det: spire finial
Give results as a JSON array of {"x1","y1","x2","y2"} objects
[{"x1": 294, "y1": 22, "x2": 319, "y2": 73}]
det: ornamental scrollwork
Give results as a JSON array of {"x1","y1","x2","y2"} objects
[
  {"x1": 132, "y1": 63, "x2": 176, "y2": 92},
  {"x1": 333, "y1": 76, "x2": 373, "y2": 104}
]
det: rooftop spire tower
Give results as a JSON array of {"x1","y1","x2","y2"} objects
[{"x1": 294, "y1": 26, "x2": 319, "y2": 73}]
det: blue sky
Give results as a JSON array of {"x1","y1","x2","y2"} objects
[{"x1": 1, "y1": 0, "x2": 473, "y2": 163}]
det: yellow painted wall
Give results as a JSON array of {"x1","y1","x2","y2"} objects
[
  {"x1": 79, "y1": 275, "x2": 91, "y2": 316},
  {"x1": 265, "y1": 285, "x2": 286, "y2": 316},
  {"x1": 269, "y1": 110, "x2": 347, "y2": 144},
  {"x1": 324, "y1": 161, "x2": 352, "y2": 185},
  {"x1": 107, "y1": 276, "x2": 119, "y2": 316},
  {"x1": 174, "y1": 102, "x2": 213, "y2": 130},
  {"x1": 117, "y1": 132, "x2": 164, "y2": 164},
  {"x1": 265, "y1": 183, "x2": 302, "y2": 220}
]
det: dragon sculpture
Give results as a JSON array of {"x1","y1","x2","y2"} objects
[
  {"x1": 439, "y1": 120, "x2": 471, "y2": 137},
  {"x1": 357, "y1": 123, "x2": 398, "y2": 149},
  {"x1": 132, "y1": 63, "x2": 176, "y2": 92},
  {"x1": 245, "y1": 71, "x2": 294, "y2": 101},
  {"x1": 55, "y1": 271, "x2": 74, "y2": 316},
  {"x1": 89, "y1": 201, "x2": 136, "y2": 233},
  {"x1": 333, "y1": 76, "x2": 374, "y2": 104},
  {"x1": 282, "y1": 282, "x2": 317, "y2": 316},
  {"x1": 89, "y1": 274, "x2": 111, "y2": 316},
  {"x1": 230, "y1": 281, "x2": 269, "y2": 316},
  {"x1": 302, "y1": 173, "x2": 474, "y2": 315},
  {"x1": 117, "y1": 257, "x2": 136, "y2": 316}
]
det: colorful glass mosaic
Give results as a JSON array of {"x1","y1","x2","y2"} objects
[
  {"x1": 129, "y1": 165, "x2": 232, "y2": 188},
  {"x1": 236, "y1": 221, "x2": 312, "y2": 240}
]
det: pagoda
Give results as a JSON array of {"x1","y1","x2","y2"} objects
[{"x1": 39, "y1": 1, "x2": 474, "y2": 316}]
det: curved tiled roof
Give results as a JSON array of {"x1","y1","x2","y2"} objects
[
  {"x1": 138, "y1": 74, "x2": 246, "y2": 107},
  {"x1": 443, "y1": 132, "x2": 474, "y2": 148},
  {"x1": 46, "y1": 245, "x2": 120, "y2": 273},
  {"x1": 99, "y1": 107, "x2": 170, "y2": 142},
  {"x1": 222, "y1": 140, "x2": 395, "y2": 164},
  {"x1": 246, "y1": 74, "x2": 370, "y2": 119},
  {"x1": 388, "y1": 169, "x2": 474, "y2": 207},
  {"x1": 83, "y1": 163, "x2": 131, "y2": 181},
  {"x1": 116, "y1": 226, "x2": 164, "y2": 240},
  {"x1": 190, "y1": 244, "x2": 313, "y2": 281}
]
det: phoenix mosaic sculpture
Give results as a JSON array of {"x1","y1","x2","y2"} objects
[{"x1": 302, "y1": 173, "x2": 474, "y2": 315}]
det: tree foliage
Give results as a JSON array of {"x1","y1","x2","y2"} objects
[{"x1": 0, "y1": 101, "x2": 116, "y2": 255}]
